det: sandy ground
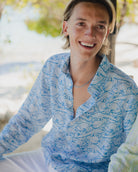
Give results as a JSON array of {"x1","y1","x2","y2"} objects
[{"x1": 0, "y1": 24, "x2": 138, "y2": 155}]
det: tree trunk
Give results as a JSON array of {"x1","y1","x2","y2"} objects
[
  {"x1": 107, "y1": 0, "x2": 117, "y2": 64},
  {"x1": 0, "y1": 3, "x2": 4, "y2": 19},
  {"x1": 0, "y1": 2, "x2": 5, "y2": 19},
  {"x1": 108, "y1": 34, "x2": 116, "y2": 64}
]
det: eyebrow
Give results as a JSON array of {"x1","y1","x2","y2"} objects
[
  {"x1": 76, "y1": 17, "x2": 108, "y2": 24},
  {"x1": 76, "y1": 18, "x2": 86, "y2": 21},
  {"x1": 98, "y1": 21, "x2": 108, "y2": 25}
]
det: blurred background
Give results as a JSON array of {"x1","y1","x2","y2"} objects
[{"x1": 0, "y1": 0, "x2": 138, "y2": 153}]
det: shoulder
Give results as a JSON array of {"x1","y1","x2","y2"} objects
[
  {"x1": 100, "y1": 55, "x2": 137, "y2": 94},
  {"x1": 108, "y1": 63, "x2": 137, "y2": 91},
  {"x1": 46, "y1": 52, "x2": 70, "y2": 64},
  {"x1": 101, "y1": 58, "x2": 138, "y2": 106},
  {"x1": 39, "y1": 52, "x2": 70, "y2": 78}
]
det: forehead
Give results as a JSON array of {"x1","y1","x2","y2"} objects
[{"x1": 70, "y1": 2, "x2": 109, "y2": 22}]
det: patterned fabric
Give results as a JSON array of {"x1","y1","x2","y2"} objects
[{"x1": 0, "y1": 53, "x2": 137, "y2": 171}]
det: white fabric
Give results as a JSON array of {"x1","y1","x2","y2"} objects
[
  {"x1": 0, "y1": 149, "x2": 54, "y2": 172},
  {"x1": 108, "y1": 115, "x2": 138, "y2": 171}
]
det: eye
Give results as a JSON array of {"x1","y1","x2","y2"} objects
[
  {"x1": 77, "y1": 22, "x2": 85, "y2": 26},
  {"x1": 97, "y1": 25, "x2": 106, "y2": 31}
]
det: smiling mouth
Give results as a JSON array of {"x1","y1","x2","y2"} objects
[{"x1": 79, "y1": 41, "x2": 96, "y2": 48}]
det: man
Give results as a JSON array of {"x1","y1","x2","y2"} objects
[{"x1": 0, "y1": 0, "x2": 137, "y2": 171}]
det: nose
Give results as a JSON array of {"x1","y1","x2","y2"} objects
[{"x1": 85, "y1": 27, "x2": 96, "y2": 38}]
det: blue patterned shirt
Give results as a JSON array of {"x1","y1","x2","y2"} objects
[{"x1": 0, "y1": 53, "x2": 137, "y2": 171}]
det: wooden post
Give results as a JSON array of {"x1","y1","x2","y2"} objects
[
  {"x1": 108, "y1": 34, "x2": 116, "y2": 64},
  {"x1": 0, "y1": 2, "x2": 5, "y2": 19},
  {"x1": 107, "y1": 0, "x2": 117, "y2": 64}
]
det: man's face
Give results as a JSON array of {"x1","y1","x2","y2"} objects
[{"x1": 63, "y1": 2, "x2": 110, "y2": 61}]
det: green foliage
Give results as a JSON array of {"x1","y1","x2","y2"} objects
[
  {"x1": 25, "y1": 0, "x2": 67, "y2": 37},
  {"x1": 117, "y1": 0, "x2": 138, "y2": 30},
  {"x1": 26, "y1": 17, "x2": 62, "y2": 37}
]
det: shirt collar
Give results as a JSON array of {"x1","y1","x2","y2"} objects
[
  {"x1": 61, "y1": 53, "x2": 111, "y2": 99},
  {"x1": 61, "y1": 53, "x2": 70, "y2": 74},
  {"x1": 88, "y1": 55, "x2": 110, "y2": 99},
  {"x1": 61, "y1": 53, "x2": 110, "y2": 71}
]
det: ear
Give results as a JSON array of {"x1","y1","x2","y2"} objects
[
  {"x1": 62, "y1": 21, "x2": 69, "y2": 36},
  {"x1": 103, "y1": 29, "x2": 110, "y2": 43},
  {"x1": 105, "y1": 29, "x2": 110, "y2": 39}
]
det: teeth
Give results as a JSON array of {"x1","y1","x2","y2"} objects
[{"x1": 81, "y1": 42, "x2": 94, "y2": 47}]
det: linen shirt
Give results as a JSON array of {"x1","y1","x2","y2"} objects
[{"x1": 0, "y1": 53, "x2": 137, "y2": 171}]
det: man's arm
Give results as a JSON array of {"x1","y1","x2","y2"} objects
[{"x1": 0, "y1": 61, "x2": 52, "y2": 159}]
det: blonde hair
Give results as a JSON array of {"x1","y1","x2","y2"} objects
[{"x1": 62, "y1": 0, "x2": 116, "y2": 55}]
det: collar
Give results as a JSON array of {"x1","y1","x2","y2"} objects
[
  {"x1": 61, "y1": 53, "x2": 70, "y2": 75},
  {"x1": 61, "y1": 53, "x2": 111, "y2": 100},
  {"x1": 88, "y1": 55, "x2": 110, "y2": 100}
]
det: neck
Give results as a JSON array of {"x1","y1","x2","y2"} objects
[{"x1": 70, "y1": 55, "x2": 101, "y2": 86}]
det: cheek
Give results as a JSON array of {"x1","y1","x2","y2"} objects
[
  {"x1": 68, "y1": 30, "x2": 80, "y2": 44},
  {"x1": 68, "y1": 34, "x2": 75, "y2": 47},
  {"x1": 69, "y1": 25, "x2": 82, "y2": 36},
  {"x1": 97, "y1": 32, "x2": 107, "y2": 43},
  {"x1": 71, "y1": 28, "x2": 80, "y2": 37}
]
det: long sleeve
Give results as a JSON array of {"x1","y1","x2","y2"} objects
[
  {"x1": 0, "y1": 60, "x2": 52, "y2": 159},
  {"x1": 108, "y1": 115, "x2": 138, "y2": 172}
]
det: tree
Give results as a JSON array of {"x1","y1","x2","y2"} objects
[
  {"x1": 25, "y1": 0, "x2": 67, "y2": 37},
  {"x1": 0, "y1": 0, "x2": 67, "y2": 37},
  {"x1": 117, "y1": 0, "x2": 138, "y2": 32},
  {"x1": 108, "y1": 0, "x2": 117, "y2": 64}
]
